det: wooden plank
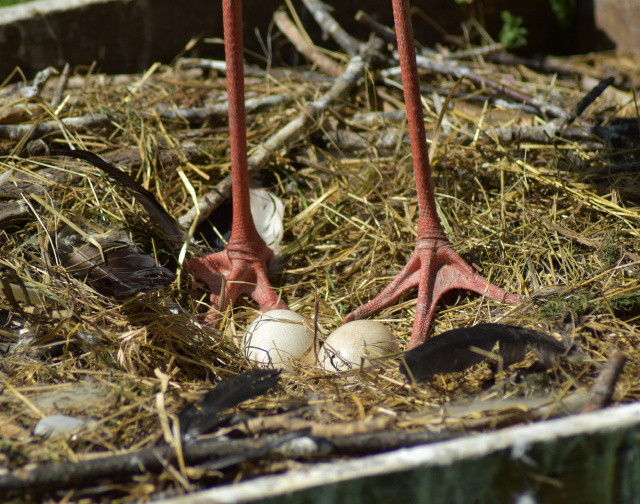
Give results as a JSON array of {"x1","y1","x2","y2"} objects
[{"x1": 157, "y1": 402, "x2": 640, "y2": 503}]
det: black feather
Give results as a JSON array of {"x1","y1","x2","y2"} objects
[
  {"x1": 57, "y1": 228, "x2": 175, "y2": 299},
  {"x1": 399, "y1": 323, "x2": 568, "y2": 382},
  {"x1": 179, "y1": 368, "x2": 281, "y2": 442},
  {"x1": 52, "y1": 147, "x2": 187, "y2": 247}
]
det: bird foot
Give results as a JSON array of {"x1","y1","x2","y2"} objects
[
  {"x1": 345, "y1": 236, "x2": 521, "y2": 348},
  {"x1": 186, "y1": 239, "x2": 286, "y2": 325}
]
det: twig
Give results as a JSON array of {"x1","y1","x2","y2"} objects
[
  {"x1": 488, "y1": 52, "x2": 609, "y2": 80},
  {"x1": 485, "y1": 77, "x2": 619, "y2": 145},
  {"x1": 178, "y1": 36, "x2": 384, "y2": 228},
  {"x1": 178, "y1": 58, "x2": 326, "y2": 82},
  {"x1": 0, "y1": 114, "x2": 111, "y2": 141},
  {"x1": 179, "y1": 57, "x2": 267, "y2": 77},
  {"x1": 51, "y1": 63, "x2": 71, "y2": 108},
  {"x1": 301, "y1": 0, "x2": 361, "y2": 55},
  {"x1": 445, "y1": 44, "x2": 504, "y2": 60},
  {"x1": 20, "y1": 67, "x2": 55, "y2": 99},
  {"x1": 324, "y1": 127, "x2": 407, "y2": 153},
  {"x1": 274, "y1": 9, "x2": 343, "y2": 77},
  {"x1": 160, "y1": 94, "x2": 294, "y2": 126},
  {"x1": 232, "y1": 412, "x2": 393, "y2": 437},
  {"x1": 485, "y1": 122, "x2": 594, "y2": 144},
  {"x1": 412, "y1": 55, "x2": 568, "y2": 119},
  {"x1": 0, "y1": 432, "x2": 303, "y2": 494},
  {"x1": 569, "y1": 76, "x2": 615, "y2": 123},
  {"x1": 580, "y1": 350, "x2": 626, "y2": 413},
  {"x1": 355, "y1": 10, "x2": 397, "y2": 45}
]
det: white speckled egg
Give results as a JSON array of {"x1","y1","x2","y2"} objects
[
  {"x1": 242, "y1": 309, "x2": 316, "y2": 370},
  {"x1": 319, "y1": 320, "x2": 399, "y2": 372}
]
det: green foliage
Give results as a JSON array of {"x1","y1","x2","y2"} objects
[
  {"x1": 549, "y1": 0, "x2": 577, "y2": 32},
  {"x1": 499, "y1": 11, "x2": 528, "y2": 49},
  {"x1": 540, "y1": 292, "x2": 594, "y2": 320},
  {"x1": 596, "y1": 240, "x2": 619, "y2": 265},
  {"x1": 539, "y1": 296, "x2": 568, "y2": 319},
  {"x1": 610, "y1": 292, "x2": 640, "y2": 316},
  {"x1": 0, "y1": 0, "x2": 33, "y2": 6}
]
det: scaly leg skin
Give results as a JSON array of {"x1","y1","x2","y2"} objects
[
  {"x1": 186, "y1": 0, "x2": 286, "y2": 323},
  {"x1": 345, "y1": 0, "x2": 521, "y2": 348},
  {"x1": 187, "y1": 240, "x2": 286, "y2": 325}
]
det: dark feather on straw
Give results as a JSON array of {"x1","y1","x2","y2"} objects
[
  {"x1": 51, "y1": 147, "x2": 188, "y2": 247},
  {"x1": 399, "y1": 323, "x2": 569, "y2": 382},
  {"x1": 57, "y1": 228, "x2": 176, "y2": 299},
  {"x1": 179, "y1": 368, "x2": 282, "y2": 442}
]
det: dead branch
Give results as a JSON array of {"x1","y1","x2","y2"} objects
[
  {"x1": 412, "y1": 55, "x2": 568, "y2": 119},
  {"x1": 233, "y1": 412, "x2": 393, "y2": 437},
  {"x1": 0, "y1": 432, "x2": 303, "y2": 494},
  {"x1": 0, "y1": 113, "x2": 111, "y2": 141},
  {"x1": 20, "y1": 67, "x2": 55, "y2": 99},
  {"x1": 274, "y1": 9, "x2": 343, "y2": 77},
  {"x1": 355, "y1": 10, "x2": 397, "y2": 45},
  {"x1": 179, "y1": 57, "x2": 267, "y2": 77},
  {"x1": 159, "y1": 93, "x2": 294, "y2": 126},
  {"x1": 51, "y1": 63, "x2": 70, "y2": 108},
  {"x1": 581, "y1": 350, "x2": 626, "y2": 413},
  {"x1": 302, "y1": 0, "x2": 361, "y2": 55}
]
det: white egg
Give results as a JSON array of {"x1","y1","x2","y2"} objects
[
  {"x1": 242, "y1": 309, "x2": 316, "y2": 370},
  {"x1": 319, "y1": 320, "x2": 399, "y2": 372}
]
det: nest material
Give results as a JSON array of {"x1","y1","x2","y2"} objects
[{"x1": 0, "y1": 7, "x2": 640, "y2": 501}]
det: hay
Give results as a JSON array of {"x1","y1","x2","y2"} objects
[{"x1": 0, "y1": 10, "x2": 639, "y2": 501}]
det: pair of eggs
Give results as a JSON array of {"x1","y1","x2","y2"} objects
[{"x1": 242, "y1": 309, "x2": 399, "y2": 372}]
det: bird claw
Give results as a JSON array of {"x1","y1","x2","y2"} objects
[
  {"x1": 345, "y1": 238, "x2": 521, "y2": 348},
  {"x1": 187, "y1": 243, "x2": 286, "y2": 325}
]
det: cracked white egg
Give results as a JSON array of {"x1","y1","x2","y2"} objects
[
  {"x1": 242, "y1": 309, "x2": 316, "y2": 370},
  {"x1": 319, "y1": 320, "x2": 399, "y2": 372}
]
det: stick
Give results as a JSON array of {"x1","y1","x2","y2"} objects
[
  {"x1": 51, "y1": 63, "x2": 71, "y2": 108},
  {"x1": 160, "y1": 93, "x2": 294, "y2": 126},
  {"x1": 0, "y1": 114, "x2": 111, "y2": 141},
  {"x1": 413, "y1": 55, "x2": 569, "y2": 119},
  {"x1": 0, "y1": 432, "x2": 303, "y2": 494},
  {"x1": 301, "y1": 0, "x2": 361, "y2": 55},
  {"x1": 355, "y1": 10, "x2": 397, "y2": 45},
  {"x1": 580, "y1": 350, "x2": 626, "y2": 413},
  {"x1": 274, "y1": 9, "x2": 343, "y2": 77}
]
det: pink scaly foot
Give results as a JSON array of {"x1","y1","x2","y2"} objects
[
  {"x1": 345, "y1": 0, "x2": 521, "y2": 348},
  {"x1": 187, "y1": 0, "x2": 286, "y2": 323},
  {"x1": 187, "y1": 235, "x2": 286, "y2": 324},
  {"x1": 345, "y1": 232, "x2": 520, "y2": 348}
]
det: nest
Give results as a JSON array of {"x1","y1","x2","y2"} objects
[{"x1": 0, "y1": 4, "x2": 639, "y2": 501}]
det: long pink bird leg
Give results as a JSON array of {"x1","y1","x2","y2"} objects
[
  {"x1": 345, "y1": 0, "x2": 520, "y2": 348},
  {"x1": 187, "y1": 0, "x2": 286, "y2": 323}
]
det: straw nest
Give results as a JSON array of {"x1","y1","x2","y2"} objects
[{"x1": 0, "y1": 8, "x2": 639, "y2": 501}]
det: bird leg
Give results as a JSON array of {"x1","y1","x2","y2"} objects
[
  {"x1": 345, "y1": 0, "x2": 520, "y2": 348},
  {"x1": 186, "y1": 0, "x2": 286, "y2": 323}
]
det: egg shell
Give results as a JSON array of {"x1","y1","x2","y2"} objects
[
  {"x1": 243, "y1": 309, "x2": 316, "y2": 370},
  {"x1": 320, "y1": 320, "x2": 399, "y2": 372}
]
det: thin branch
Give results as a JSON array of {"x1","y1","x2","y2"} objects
[
  {"x1": 355, "y1": 10, "x2": 397, "y2": 45},
  {"x1": 274, "y1": 9, "x2": 343, "y2": 77},
  {"x1": 581, "y1": 350, "x2": 626, "y2": 413},
  {"x1": 0, "y1": 432, "x2": 303, "y2": 494},
  {"x1": 0, "y1": 114, "x2": 111, "y2": 141},
  {"x1": 159, "y1": 94, "x2": 294, "y2": 126},
  {"x1": 301, "y1": 0, "x2": 361, "y2": 55},
  {"x1": 51, "y1": 63, "x2": 71, "y2": 108}
]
